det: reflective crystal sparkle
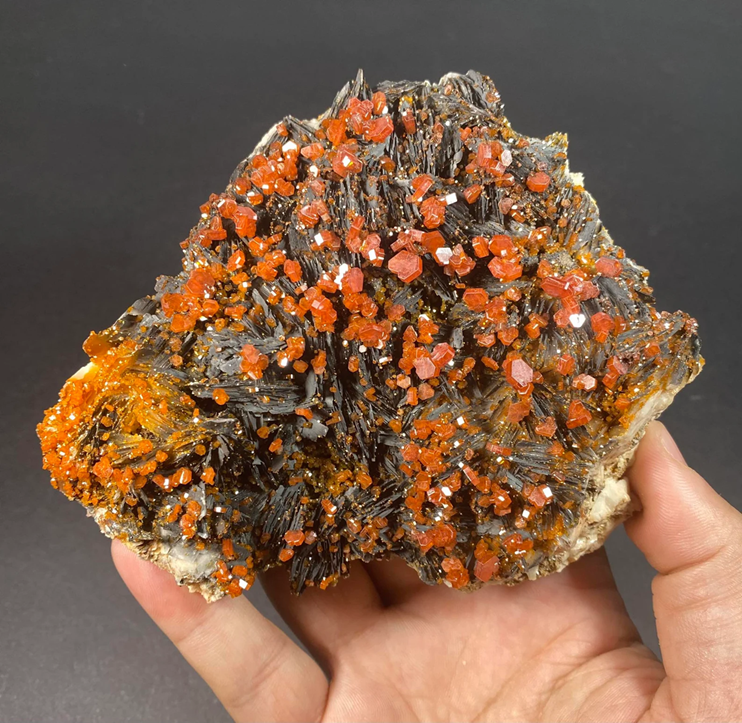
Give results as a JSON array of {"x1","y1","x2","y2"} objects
[{"x1": 38, "y1": 71, "x2": 703, "y2": 598}]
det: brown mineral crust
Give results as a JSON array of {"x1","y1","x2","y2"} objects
[{"x1": 38, "y1": 70, "x2": 703, "y2": 599}]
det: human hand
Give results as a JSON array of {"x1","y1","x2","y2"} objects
[{"x1": 112, "y1": 421, "x2": 742, "y2": 722}]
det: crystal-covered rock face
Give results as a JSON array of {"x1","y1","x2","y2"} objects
[{"x1": 38, "y1": 71, "x2": 702, "y2": 599}]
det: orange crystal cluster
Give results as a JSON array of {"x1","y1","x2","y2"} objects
[{"x1": 38, "y1": 71, "x2": 702, "y2": 598}]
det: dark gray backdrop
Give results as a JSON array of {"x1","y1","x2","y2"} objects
[{"x1": 1, "y1": 1, "x2": 740, "y2": 721}]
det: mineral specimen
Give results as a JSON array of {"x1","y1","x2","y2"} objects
[{"x1": 38, "y1": 71, "x2": 703, "y2": 599}]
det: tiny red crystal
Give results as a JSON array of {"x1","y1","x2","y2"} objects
[{"x1": 388, "y1": 250, "x2": 423, "y2": 283}]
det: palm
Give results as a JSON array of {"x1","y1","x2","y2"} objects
[{"x1": 265, "y1": 551, "x2": 662, "y2": 722}]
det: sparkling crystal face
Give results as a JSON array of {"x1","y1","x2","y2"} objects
[{"x1": 38, "y1": 71, "x2": 702, "y2": 598}]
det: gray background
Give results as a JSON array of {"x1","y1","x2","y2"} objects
[{"x1": 1, "y1": 1, "x2": 740, "y2": 720}]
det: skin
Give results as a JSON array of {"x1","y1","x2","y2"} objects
[{"x1": 112, "y1": 422, "x2": 742, "y2": 722}]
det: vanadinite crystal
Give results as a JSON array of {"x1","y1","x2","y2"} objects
[{"x1": 38, "y1": 71, "x2": 703, "y2": 599}]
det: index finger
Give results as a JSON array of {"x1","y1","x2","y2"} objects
[{"x1": 112, "y1": 540, "x2": 327, "y2": 723}]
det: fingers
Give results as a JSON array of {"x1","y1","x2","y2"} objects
[
  {"x1": 260, "y1": 561, "x2": 383, "y2": 670},
  {"x1": 364, "y1": 556, "x2": 427, "y2": 606},
  {"x1": 112, "y1": 541, "x2": 327, "y2": 723},
  {"x1": 625, "y1": 421, "x2": 740, "y2": 575},
  {"x1": 625, "y1": 422, "x2": 742, "y2": 720}
]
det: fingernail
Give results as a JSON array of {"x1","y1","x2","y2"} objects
[{"x1": 656, "y1": 422, "x2": 686, "y2": 465}]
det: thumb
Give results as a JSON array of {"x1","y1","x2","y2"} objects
[{"x1": 626, "y1": 421, "x2": 742, "y2": 722}]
